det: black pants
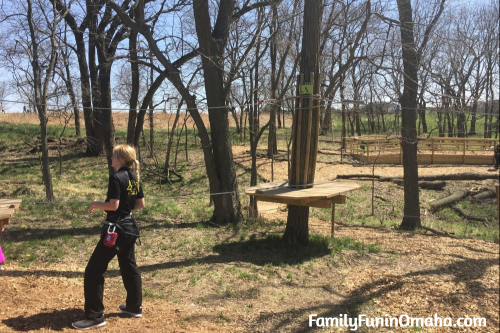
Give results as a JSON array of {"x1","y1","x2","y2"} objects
[{"x1": 84, "y1": 233, "x2": 142, "y2": 319}]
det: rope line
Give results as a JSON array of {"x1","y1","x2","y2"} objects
[{"x1": 1, "y1": 97, "x2": 498, "y2": 116}]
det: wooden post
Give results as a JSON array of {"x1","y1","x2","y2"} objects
[
  {"x1": 303, "y1": 72, "x2": 314, "y2": 182},
  {"x1": 463, "y1": 139, "x2": 466, "y2": 164},
  {"x1": 331, "y1": 202, "x2": 335, "y2": 238},
  {"x1": 310, "y1": 74, "x2": 321, "y2": 182},
  {"x1": 496, "y1": 185, "x2": 499, "y2": 224},
  {"x1": 431, "y1": 138, "x2": 434, "y2": 164},
  {"x1": 400, "y1": 140, "x2": 403, "y2": 164},
  {"x1": 295, "y1": 73, "x2": 304, "y2": 185}
]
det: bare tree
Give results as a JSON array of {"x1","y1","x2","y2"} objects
[
  {"x1": 319, "y1": 0, "x2": 371, "y2": 137},
  {"x1": 54, "y1": 0, "x2": 96, "y2": 155},
  {"x1": 27, "y1": 0, "x2": 63, "y2": 201},
  {"x1": 395, "y1": 0, "x2": 445, "y2": 229},
  {"x1": 56, "y1": 23, "x2": 81, "y2": 137},
  {"x1": 108, "y1": 0, "x2": 270, "y2": 224},
  {"x1": 267, "y1": 0, "x2": 301, "y2": 156}
]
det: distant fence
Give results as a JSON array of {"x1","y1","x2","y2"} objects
[{"x1": 346, "y1": 136, "x2": 499, "y2": 165}]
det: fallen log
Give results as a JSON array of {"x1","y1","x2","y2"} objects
[
  {"x1": 451, "y1": 206, "x2": 490, "y2": 226},
  {"x1": 0, "y1": 180, "x2": 27, "y2": 185},
  {"x1": 419, "y1": 181, "x2": 446, "y2": 190},
  {"x1": 418, "y1": 173, "x2": 499, "y2": 181},
  {"x1": 422, "y1": 226, "x2": 458, "y2": 238},
  {"x1": 375, "y1": 195, "x2": 389, "y2": 202},
  {"x1": 392, "y1": 179, "x2": 446, "y2": 190},
  {"x1": 471, "y1": 190, "x2": 497, "y2": 201},
  {"x1": 430, "y1": 189, "x2": 471, "y2": 212},
  {"x1": 336, "y1": 174, "x2": 381, "y2": 180}
]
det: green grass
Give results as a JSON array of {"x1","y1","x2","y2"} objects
[{"x1": 0, "y1": 120, "x2": 498, "y2": 270}]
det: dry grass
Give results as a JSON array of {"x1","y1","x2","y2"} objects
[{"x1": 0, "y1": 114, "x2": 499, "y2": 333}]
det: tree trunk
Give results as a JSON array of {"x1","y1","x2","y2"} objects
[
  {"x1": 98, "y1": 65, "x2": 116, "y2": 175},
  {"x1": 267, "y1": 103, "x2": 278, "y2": 157},
  {"x1": 457, "y1": 109, "x2": 466, "y2": 138},
  {"x1": 283, "y1": 0, "x2": 323, "y2": 246},
  {"x1": 446, "y1": 112, "x2": 453, "y2": 137},
  {"x1": 88, "y1": 7, "x2": 103, "y2": 156},
  {"x1": 148, "y1": 56, "x2": 155, "y2": 156},
  {"x1": 127, "y1": 28, "x2": 139, "y2": 145},
  {"x1": 341, "y1": 82, "x2": 346, "y2": 149},
  {"x1": 397, "y1": 0, "x2": 421, "y2": 229},
  {"x1": 469, "y1": 98, "x2": 478, "y2": 135},
  {"x1": 55, "y1": 0, "x2": 96, "y2": 154},
  {"x1": 193, "y1": 0, "x2": 242, "y2": 225},
  {"x1": 430, "y1": 190, "x2": 470, "y2": 212},
  {"x1": 64, "y1": 60, "x2": 81, "y2": 137},
  {"x1": 268, "y1": 7, "x2": 278, "y2": 157},
  {"x1": 133, "y1": 72, "x2": 166, "y2": 147},
  {"x1": 165, "y1": 100, "x2": 182, "y2": 173},
  {"x1": 393, "y1": 179, "x2": 446, "y2": 190},
  {"x1": 471, "y1": 190, "x2": 497, "y2": 201},
  {"x1": 27, "y1": 0, "x2": 54, "y2": 202}
]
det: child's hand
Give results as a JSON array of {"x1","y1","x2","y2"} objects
[{"x1": 89, "y1": 201, "x2": 98, "y2": 213}]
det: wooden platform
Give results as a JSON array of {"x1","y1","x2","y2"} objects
[
  {"x1": 346, "y1": 136, "x2": 498, "y2": 165},
  {"x1": 245, "y1": 180, "x2": 361, "y2": 237},
  {"x1": 0, "y1": 199, "x2": 22, "y2": 232}
]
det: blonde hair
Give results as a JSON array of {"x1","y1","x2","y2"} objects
[{"x1": 112, "y1": 144, "x2": 140, "y2": 182}]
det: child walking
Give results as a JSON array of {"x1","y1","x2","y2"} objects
[{"x1": 72, "y1": 145, "x2": 145, "y2": 330}]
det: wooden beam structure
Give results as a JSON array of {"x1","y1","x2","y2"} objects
[
  {"x1": 0, "y1": 199, "x2": 22, "y2": 233},
  {"x1": 246, "y1": 181, "x2": 361, "y2": 237},
  {"x1": 346, "y1": 136, "x2": 499, "y2": 165}
]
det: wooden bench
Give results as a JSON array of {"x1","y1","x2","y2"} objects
[
  {"x1": 0, "y1": 199, "x2": 22, "y2": 233},
  {"x1": 245, "y1": 180, "x2": 361, "y2": 237}
]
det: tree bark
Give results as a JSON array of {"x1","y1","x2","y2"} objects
[
  {"x1": 393, "y1": 179, "x2": 446, "y2": 190},
  {"x1": 165, "y1": 99, "x2": 183, "y2": 174},
  {"x1": 54, "y1": 0, "x2": 97, "y2": 154},
  {"x1": 283, "y1": 0, "x2": 323, "y2": 246},
  {"x1": 192, "y1": 0, "x2": 243, "y2": 224},
  {"x1": 98, "y1": 65, "x2": 116, "y2": 175},
  {"x1": 63, "y1": 57, "x2": 81, "y2": 137},
  {"x1": 127, "y1": 27, "x2": 140, "y2": 145},
  {"x1": 450, "y1": 206, "x2": 490, "y2": 225},
  {"x1": 471, "y1": 190, "x2": 497, "y2": 201},
  {"x1": 27, "y1": 0, "x2": 56, "y2": 202},
  {"x1": 430, "y1": 190, "x2": 470, "y2": 212},
  {"x1": 397, "y1": 0, "x2": 421, "y2": 229}
]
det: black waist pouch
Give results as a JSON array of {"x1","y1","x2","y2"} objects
[{"x1": 102, "y1": 214, "x2": 141, "y2": 252}]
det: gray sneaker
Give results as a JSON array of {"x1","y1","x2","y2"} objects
[
  {"x1": 72, "y1": 314, "x2": 106, "y2": 330},
  {"x1": 118, "y1": 304, "x2": 142, "y2": 318}
]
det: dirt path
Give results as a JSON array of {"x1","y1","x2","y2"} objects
[{"x1": 1, "y1": 224, "x2": 498, "y2": 333}]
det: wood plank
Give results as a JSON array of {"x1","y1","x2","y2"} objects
[
  {"x1": 0, "y1": 208, "x2": 16, "y2": 220},
  {"x1": 253, "y1": 196, "x2": 332, "y2": 208},
  {"x1": 0, "y1": 198, "x2": 22, "y2": 207},
  {"x1": 246, "y1": 180, "x2": 361, "y2": 200},
  {"x1": 0, "y1": 199, "x2": 22, "y2": 231},
  {"x1": 252, "y1": 195, "x2": 346, "y2": 209}
]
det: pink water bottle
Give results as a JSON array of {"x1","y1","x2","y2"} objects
[{"x1": 103, "y1": 225, "x2": 118, "y2": 247}]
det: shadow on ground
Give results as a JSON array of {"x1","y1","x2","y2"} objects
[{"x1": 2, "y1": 308, "x2": 83, "y2": 331}]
